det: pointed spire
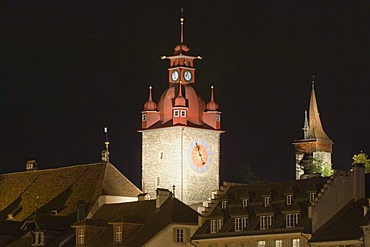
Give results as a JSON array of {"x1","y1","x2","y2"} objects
[
  {"x1": 307, "y1": 77, "x2": 330, "y2": 140},
  {"x1": 180, "y1": 8, "x2": 184, "y2": 43},
  {"x1": 101, "y1": 127, "x2": 110, "y2": 162},
  {"x1": 302, "y1": 110, "x2": 309, "y2": 138},
  {"x1": 174, "y1": 81, "x2": 186, "y2": 106},
  {"x1": 174, "y1": 8, "x2": 189, "y2": 54},
  {"x1": 144, "y1": 85, "x2": 157, "y2": 110},
  {"x1": 206, "y1": 85, "x2": 219, "y2": 111}
]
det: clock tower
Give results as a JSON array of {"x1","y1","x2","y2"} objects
[{"x1": 139, "y1": 14, "x2": 223, "y2": 205}]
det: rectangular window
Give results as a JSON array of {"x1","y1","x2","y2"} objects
[
  {"x1": 287, "y1": 194, "x2": 293, "y2": 205},
  {"x1": 210, "y1": 219, "x2": 223, "y2": 233},
  {"x1": 264, "y1": 196, "x2": 271, "y2": 207},
  {"x1": 217, "y1": 219, "x2": 223, "y2": 231},
  {"x1": 142, "y1": 114, "x2": 146, "y2": 121},
  {"x1": 216, "y1": 114, "x2": 221, "y2": 122},
  {"x1": 292, "y1": 239, "x2": 300, "y2": 247},
  {"x1": 181, "y1": 110, "x2": 186, "y2": 117},
  {"x1": 210, "y1": 220, "x2": 217, "y2": 233},
  {"x1": 242, "y1": 198, "x2": 249, "y2": 208},
  {"x1": 224, "y1": 243, "x2": 236, "y2": 247},
  {"x1": 77, "y1": 229, "x2": 84, "y2": 244},
  {"x1": 115, "y1": 226, "x2": 122, "y2": 242},
  {"x1": 260, "y1": 215, "x2": 273, "y2": 230},
  {"x1": 275, "y1": 240, "x2": 282, "y2": 247},
  {"x1": 258, "y1": 241, "x2": 266, "y2": 247},
  {"x1": 235, "y1": 218, "x2": 241, "y2": 231},
  {"x1": 286, "y1": 213, "x2": 300, "y2": 227},
  {"x1": 176, "y1": 228, "x2": 184, "y2": 243},
  {"x1": 174, "y1": 110, "x2": 179, "y2": 117},
  {"x1": 242, "y1": 217, "x2": 248, "y2": 229},
  {"x1": 310, "y1": 192, "x2": 316, "y2": 203},
  {"x1": 221, "y1": 201, "x2": 228, "y2": 209}
]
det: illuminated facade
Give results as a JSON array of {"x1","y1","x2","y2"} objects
[
  {"x1": 139, "y1": 15, "x2": 223, "y2": 205},
  {"x1": 293, "y1": 80, "x2": 333, "y2": 179}
]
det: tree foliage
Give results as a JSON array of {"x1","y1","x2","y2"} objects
[{"x1": 352, "y1": 151, "x2": 370, "y2": 173}]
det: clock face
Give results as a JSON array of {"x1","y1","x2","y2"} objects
[
  {"x1": 183, "y1": 70, "x2": 192, "y2": 82},
  {"x1": 187, "y1": 139, "x2": 212, "y2": 173},
  {"x1": 171, "y1": 70, "x2": 179, "y2": 81}
]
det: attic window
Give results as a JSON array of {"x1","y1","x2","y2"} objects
[
  {"x1": 115, "y1": 225, "x2": 122, "y2": 242},
  {"x1": 77, "y1": 229, "x2": 84, "y2": 245},
  {"x1": 264, "y1": 197, "x2": 271, "y2": 207},
  {"x1": 287, "y1": 195, "x2": 293, "y2": 205},
  {"x1": 235, "y1": 217, "x2": 248, "y2": 231},
  {"x1": 242, "y1": 199, "x2": 248, "y2": 208},
  {"x1": 286, "y1": 213, "x2": 300, "y2": 228},
  {"x1": 260, "y1": 215, "x2": 273, "y2": 230},
  {"x1": 221, "y1": 200, "x2": 228, "y2": 209},
  {"x1": 309, "y1": 192, "x2": 316, "y2": 203},
  {"x1": 210, "y1": 219, "x2": 223, "y2": 233},
  {"x1": 32, "y1": 230, "x2": 45, "y2": 246}
]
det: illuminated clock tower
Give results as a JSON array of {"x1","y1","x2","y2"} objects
[{"x1": 139, "y1": 15, "x2": 223, "y2": 205}]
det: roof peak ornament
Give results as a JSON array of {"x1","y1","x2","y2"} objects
[{"x1": 101, "y1": 127, "x2": 110, "y2": 163}]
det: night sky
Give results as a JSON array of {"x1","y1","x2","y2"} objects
[{"x1": 2, "y1": 1, "x2": 369, "y2": 188}]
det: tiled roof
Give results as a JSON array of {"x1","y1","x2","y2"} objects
[
  {"x1": 0, "y1": 162, "x2": 141, "y2": 246},
  {"x1": 79, "y1": 197, "x2": 199, "y2": 246},
  {"x1": 311, "y1": 199, "x2": 366, "y2": 242},
  {"x1": 193, "y1": 177, "x2": 328, "y2": 240}
]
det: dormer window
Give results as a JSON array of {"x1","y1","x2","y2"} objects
[
  {"x1": 114, "y1": 225, "x2": 122, "y2": 242},
  {"x1": 174, "y1": 110, "x2": 179, "y2": 117},
  {"x1": 242, "y1": 199, "x2": 249, "y2": 208},
  {"x1": 287, "y1": 195, "x2": 293, "y2": 205},
  {"x1": 221, "y1": 200, "x2": 228, "y2": 209},
  {"x1": 210, "y1": 219, "x2": 223, "y2": 233},
  {"x1": 142, "y1": 114, "x2": 147, "y2": 121},
  {"x1": 264, "y1": 197, "x2": 271, "y2": 207},
  {"x1": 77, "y1": 229, "x2": 84, "y2": 245},
  {"x1": 286, "y1": 213, "x2": 300, "y2": 228},
  {"x1": 309, "y1": 192, "x2": 316, "y2": 203},
  {"x1": 32, "y1": 230, "x2": 45, "y2": 246},
  {"x1": 181, "y1": 110, "x2": 186, "y2": 117}
]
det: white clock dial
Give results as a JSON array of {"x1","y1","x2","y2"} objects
[
  {"x1": 184, "y1": 70, "x2": 192, "y2": 82},
  {"x1": 171, "y1": 70, "x2": 179, "y2": 81}
]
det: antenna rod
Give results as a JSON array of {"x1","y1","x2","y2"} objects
[
  {"x1": 180, "y1": 8, "x2": 184, "y2": 43},
  {"x1": 104, "y1": 127, "x2": 110, "y2": 162}
]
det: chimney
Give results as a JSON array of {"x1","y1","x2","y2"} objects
[
  {"x1": 137, "y1": 193, "x2": 150, "y2": 201},
  {"x1": 352, "y1": 163, "x2": 365, "y2": 201},
  {"x1": 156, "y1": 188, "x2": 172, "y2": 208},
  {"x1": 76, "y1": 201, "x2": 86, "y2": 222},
  {"x1": 26, "y1": 160, "x2": 37, "y2": 171}
]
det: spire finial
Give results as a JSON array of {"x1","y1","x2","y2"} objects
[
  {"x1": 101, "y1": 127, "x2": 110, "y2": 163},
  {"x1": 149, "y1": 85, "x2": 153, "y2": 101},
  {"x1": 312, "y1": 75, "x2": 315, "y2": 89},
  {"x1": 210, "y1": 85, "x2": 215, "y2": 101},
  {"x1": 180, "y1": 8, "x2": 184, "y2": 43},
  {"x1": 303, "y1": 110, "x2": 309, "y2": 139}
]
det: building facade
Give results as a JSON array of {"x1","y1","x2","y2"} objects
[{"x1": 139, "y1": 15, "x2": 223, "y2": 205}]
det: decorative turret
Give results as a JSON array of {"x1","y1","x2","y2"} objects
[
  {"x1": 293, "y1": 77, "x2": 333, "y2": 180},
  {"x1": 206, "y1": 86, "x2": 219, "y2": 111},
  {"x1": 140, "y1": 11, "x2": 221, "y2": 130},
  {"x1": 143, "y1": 85, "x2": 157, "y2": 111}
]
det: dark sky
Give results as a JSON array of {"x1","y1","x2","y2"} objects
[{"x1": 2, "y1": 1, "x2": 369, "y2": 188}]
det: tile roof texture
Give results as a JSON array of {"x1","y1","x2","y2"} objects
[
  {"x1": 77, "y1": 196, "x2": 199, "y2": 246},
  {"x1": 0, "y1": 162, "x2": 141, "y2": 246}
]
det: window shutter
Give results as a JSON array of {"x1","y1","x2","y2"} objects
[{"x1": 172, "y1": 227, "x2": 177, "y2": 242}]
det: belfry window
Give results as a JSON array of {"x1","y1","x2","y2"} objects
[
  {"x1": 142, "y1": 114, "x2": 147, "y2": 121},
  {"x1": 216, "y1": 114, "x2": 221, "y2": 122},
  {"x1": 77, "y1": 229, "x2": 84, "y2": 244},
  {"x1": 181, "y1": 110, "x2": 186, "y2": 117},
  {"x1": 174, "y1": 110, "x2": 179, "y2": 117}
]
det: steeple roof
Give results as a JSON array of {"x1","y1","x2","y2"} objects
[{"x1": 307, "y1": 82, "x2": 331, "y2": 141}]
